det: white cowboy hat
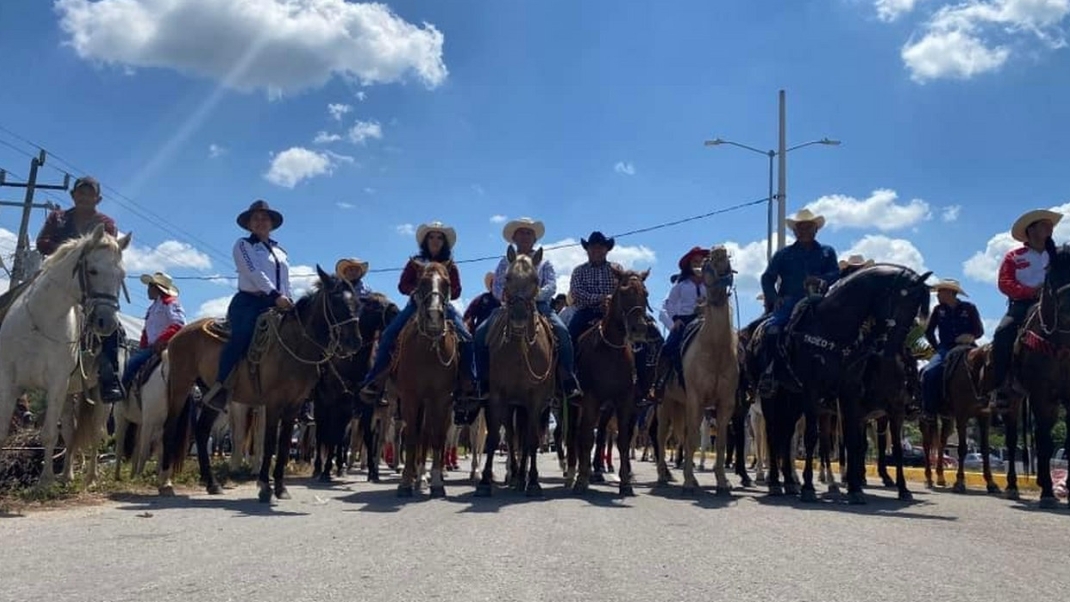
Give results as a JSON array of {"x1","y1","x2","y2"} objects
[
  {"x1": 335, "y1": 257, "x2": 369, "y2": 280},
  {"x1": 502, "y1": 217, "x2": 545, "y2": 244},
  {"x1": 483, "y1": 271, "x2": 495, "y2": 291},
  {"x1": 931, "y1": 278, "x2": 967, "y2": 297},
  {"x1": 838, "y1": 254, "x2": 874, "y2": 269},
  {"x1": 416, "y1": 221, "x2": 457, "y2": 248},
  {"x1": 1011, "y1": 209, "x2": 1062, "y2": 243},
  {"x1": 785, "y1": 208, "x2": 826, "y2": 231},
  {"x1": 139, "y1": 271, "x2": 179, "y2": 296}
]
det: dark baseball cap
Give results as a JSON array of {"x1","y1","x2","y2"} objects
[{"x1": 72, "y1": 176, "x2": 101, "y2": 194}]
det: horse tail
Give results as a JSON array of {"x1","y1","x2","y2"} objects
[{"x1": 70, "y1": 395, "x2": 103, "y2": 458}]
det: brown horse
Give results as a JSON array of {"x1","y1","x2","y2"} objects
[
  {"x1": 570, "y1": 266, "x2": 651, "y2": 495},
  {"x1": 921, "y1": 343, "x2": 1001, "y2": 493},
  {"x1": 391, "y1": 262, "x2": 459, "y2": 498},
  {"x1": 1014, "y1": 244, "x2": 1070, "y2": 508},
  {"x1": 157, "y1": 266, "x2": 363, "y2": 502},
  {"x1": 476, "y1": 246, "x2": 555, "y2": 497},
  {"x1": 656, "y1": 245, "x2": 738, "y2": 495}
]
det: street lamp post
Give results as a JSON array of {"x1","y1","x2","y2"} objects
[{"x1": 704, "y1": 90, "x2": 840, "y2": 259}]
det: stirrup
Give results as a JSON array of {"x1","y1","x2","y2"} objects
[{"x1": 201, "y1": 383, "x2": 228, "y2": 413}]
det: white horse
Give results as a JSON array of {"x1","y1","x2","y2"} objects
[
  {"x1": 114, "y1": 352, "x2": 171, "y2": 480},
  {"x1": 0, "y1": 225, "x2": 130, "y2": 487}
]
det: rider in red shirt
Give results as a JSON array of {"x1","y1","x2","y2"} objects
[{"x1": 989, "y1": 208, "x2": 1061, "y2": 410}]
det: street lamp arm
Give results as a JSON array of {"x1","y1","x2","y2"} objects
[
  {"x1": 785, "y1": 138, "x2": 841, "y2": 153},
  {"x1": 704, "y1": 138, "x2": 769, "y2": 157}
]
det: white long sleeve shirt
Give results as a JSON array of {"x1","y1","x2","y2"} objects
[
  {"x1": 142, "y1": 296, "x2": 185, "y2": 346},
  {"x1": 662, "y1": 277, "x2": 706, "y2": 322},
  {"x1": 233, "y1": 236, "x2": 292, "y2": 298}
]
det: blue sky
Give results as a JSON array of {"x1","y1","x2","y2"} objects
[{"x1": 1, "y1": 0, "x2": 1069, "y2": 341}]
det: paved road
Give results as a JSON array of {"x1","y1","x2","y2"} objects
[{"x1": 0, "y1": 453, "x2": 1064, "y2": 602}]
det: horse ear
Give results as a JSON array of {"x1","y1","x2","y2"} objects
[
  {"x1": 533, "y1": 247, "x2": 543, "y2": 266},
  {"x1": 917, "y1": 271, "x2": 933, "y2": 283},
  {"x1": 90, "y1": 223, "x2": 106, "y2": 243},
  {"x1": 117, "y1": 231, "x2": 132, "y2": 251},
  {"x1": 507, "y1": 245, "x2": 517, "y2": 263},
  {"x1": 640, "y1": 268, "x2": 651, "y2": 281},
  {"x1": 316, "y1": 264, "x2": 331, "y2": 284}
]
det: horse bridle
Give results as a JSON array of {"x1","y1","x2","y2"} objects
[
  {"x1": 72, "y1": 244, "x2": 123, "y2": 330},
  {"x1": 272, "y1": 282, "x2": 361, "y2": 366},
  {"x1": 1038, "y1": 280, "x2": 1070, "y2": 336}
]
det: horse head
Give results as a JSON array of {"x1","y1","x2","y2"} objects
[
  {"x1": 413, "y1": 262, "x2": 451, "y2": 339},
  {"x1": 874, "y1": 267, "x2": 932, "y2": 358},
  {"x1": 77, "y1": 224, "x2": 131, "y2": 337},
  {"x1": 504, "y1": 245, "x2": 542, "y2": 332},
  {"x1": 1038, "y1": 244, "x2": 1070, "y2": 335},
  {"x1": 306, "y1": 264, "x2": 363, "y2": 355},
  {"x1": 701, "y1": 245, "x2": 735, "y2": 308},
  {"x1": 608, "y1": 264, "x2": 651, "y2": 342},
  {"x1": 358, "y1": 292, "x2": 399, "y2": 345}
]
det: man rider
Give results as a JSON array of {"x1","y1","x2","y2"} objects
[
  {"x1": 567, "y1": 231, "x2": 621, "y2": 342},
  {"x1": 757, "y1": 208, "x2": 839, "y2": 398}
]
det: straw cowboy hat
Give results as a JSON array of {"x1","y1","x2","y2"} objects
[
  {"x1": 416, "y1": 221, "x2": 457, "y2": 247},
  {"x1": 139, "y1": 271, "x2": 179, "y2": 296},
  {"x1": 785, "y1": 208, "x2": 826, "y2": 231},
  {"x1": 931, "y1": 278, "x2": 968, "y2": 297},
  {"x1": 483, "y1": 271, "x2": 495, "y2": 291},
  {"x1": 502, "y1": 217, "x2": 545, "y2": 243},
  {"x1": 839, "y1": 254, "x2": 875, "y2": 270},
  {"x1": 335, "y1": 257, "x2": 369, "y2": 280},
  {"x1": 581, "y1": 231, "x2": 615, "y2": 251},
  {"x1": 678, "y1": 246, "x2": 710, "y2": 271},
  {"x1": 1011, "y1": 209, "x2": 1062, "y2": 243},
  {"x1": 237, "y1": 199, "x2": 283, "y2": 230}
]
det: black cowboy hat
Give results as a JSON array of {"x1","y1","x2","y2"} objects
[
  {"x1": 581, "y1": 231, "x2": 615, "y2": 251},
  {"x1": 237, "y1": 199, "x2": 284, "y2": 231},
  {"x1": 71, "y1": 176, "x2": 101, "y2": 195}
]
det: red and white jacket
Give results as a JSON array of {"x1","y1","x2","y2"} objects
[
  {"x1": 139, "y1": 295, "x2": 186, "y2": 349},
  {"x1": 998, "y1": 246, "x2": 1048, "y2": 301}
]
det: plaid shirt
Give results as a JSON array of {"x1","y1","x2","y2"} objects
[{"x1": 569, "y1": 261, "x2": 621, "y2": 309}]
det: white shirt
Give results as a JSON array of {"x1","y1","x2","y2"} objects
[
  {"x1": 1011, "y1": 247, "x2": 1048, "y2": 288},
  {"x1": 233, "y1": 236, "x2": 292, "y2": 298},
  {"x1": 144, "y1": 296, "x2": 186, "y2": 345},
  {"x1": 662, "y1": 277, "x2": 707, "y2": 321}
]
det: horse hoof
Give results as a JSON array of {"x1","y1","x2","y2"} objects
[
  {"x1": 847, "y1": 492, "x2": 867, "y2": 505},
  {"x1": 275, "y1": 487, "x2": 291, "y2": 500},
  {"x1": 1039, "y1": 496, "x2": 1059, "y2": 509},
  {"x1": 785, "y1": 483, "x2": 799, "y2": 496},
  {"x1": 800, "y1": 488, "x2": 818, "y2": 503},
  {"x1": 258, "y1": 487, "x2": 272, "y2": 504},
  {"x1": 739, "y1": 476, "x2": 753, "y2": 488},
  {"x1": 474, "y1": 484, "x2": 492, "y2": 498},
  {"x1": 368, "y1": 475, "x2": 380, "y2": 484},
  {"x1": 768, "y1": 484, "x2": 784, "y2": 497},
  {"x1": 986, "y1": 483, "x2": 1002, "y2": 495},
  {"x1": 898, "y1": 490, "x2": 913, "y2": 502},
  {"x1": 828, "y1": 484, "x2": 841, "y2": 496},
  {"x1": 925, "y1": 481, "x2": 935, "y2": 490},
  {"x1": 396, "y1": 485, "x2": 414, "y2": 498},
  {"x1": 952, "y1": 482, "x2": 967, "y2": 494},
  {"x1": 818, "y1": 474, "x2": 827, "y2": 484},
  {"x1": 936, "y1": 478, "x2": 947, "y2": 488},
  {"x1": 158, "y1": 485, "x2": 175, "y2": 497},
  {"x1": 715, "y1": 486, "x2": 732, "y2": 497},
  {"x1": 318, "y1": 472, "x2": 332, "y2": 484},
  {"x1": 619, "y1": 484, "x2": 635, "y2": 497},
  {"x1": 590, "y1": 473, "x2": 606, "y2": 484},
  {"x1": 572, "y1": 482, "x2": 589, "y2": 495},
  {"x1": 206, "y1": 483, "x2": 223, "y2": 495},
  {"x1": 881, "y1": 478, "x2": 896, "y2": 488},
  {"x1": 525, "y1": 484, "x2": 543, "y2": 498},
  {"x1": 681, "y1": 485, "x2": 697, "y2": 496},
  {"x1": 430, "y1": 486, "x2": 446, "y2": 498},
  {"x1": 1005, "y1": 489, "x2": 1020, "y2": 501}
]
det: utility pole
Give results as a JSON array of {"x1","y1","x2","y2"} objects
[
  {"x1": 776, "y1": 89, "x2": 788, "y2": 251},
  {"x1": 0, "y1": 150, "x2": 69, "y2": 290}
]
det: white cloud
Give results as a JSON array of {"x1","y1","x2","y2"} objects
[
  {"x1": 899, "y1": 0, "x2": 1070, "y2": 82},
  {"x1": 804, "y1": 189, "x2": 931, "y2": 231},
  {"x1": 614, "y1": 161, "x2": 636, "y2": 176},
  {"x1": 264, "y1": 147, "x2": 336, "y2": 188},
  {"x1": 197, "y1": 296, "x2": 231, "y2": 318},
  {"x1": 208, "y1": 143, "x2": 226, "y2": 158},
  {"x1": 977, "y1": 317, "x2": 1000, "y2": 345},
  {"x1": 363, "y1": 187, "x2": 375, "y2": 195},
  {"x1": 722, "y1": 238, "x2": 781, "y2": 292},
  {"x1": 472, "y1": 184, "x2": 485, "y2": 196},
  {"x1": 876, "y1": 0, "x2": 920, "y2": 21},
  {"x1": 313, "y1": 131, "x2": 342, "y2": 144},
  {"x1": 328, "y1": 103, "x2": 351, "y2": 121},
  {"x1": 490, "y1": 214, "x2": 507, "y2": 224},
  {"x1": 941, "y1": 204, "x2": 962, "y2": 222},
  {"x1": 843, "y1": 234, "x2": 929, "y2": 273},
  {"x1": 55, "y1": 0, "x2": 448, "y2": 95},
  {"x1": 348, "y1": 120, "x2": 383, "y2": 144},
  {"x1": 963, "y1": 201, "x2": 1070, "y2": 283},
  {"x1": 541, "y1": 238, "x2": 656, "y2": 296},
  {"x1": 289, "y1": 264, "x2": 320, "y2": 297},
  {"x1": 355, "y1": 91, "x2": 367, "y2": 102},
  {"x1": 396, "y1": 223, "x2": 415, "y2": 236},
  {"x1": 123, "y1": 239, "x2": 212, "y2": 273},
  {"x1": 336, "y1": 201, "x2": 355, "y2": 210}
]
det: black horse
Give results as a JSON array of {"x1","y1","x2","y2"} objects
[
  {"x1": 747, "y1": 263, "x2": 931, "y2": 504},
  {"x1": 311, "y1": 292, "x2": 400, "y2": 483}
]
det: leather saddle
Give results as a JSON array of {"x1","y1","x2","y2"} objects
[{"x1": 204, "y1": 318, "x2": 231, "y2": 341}]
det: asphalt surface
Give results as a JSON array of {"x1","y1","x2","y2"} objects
[{"x1": 0, "y1": 452, "x2": 1065, "y2": 602}]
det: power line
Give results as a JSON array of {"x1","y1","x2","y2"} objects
[{"x1": 143, "y1": 195, "x2": 768, "y2": 281}]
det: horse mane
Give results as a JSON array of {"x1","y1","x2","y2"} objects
[{"x1": 40, "y1": 229, "x2": 121, "y2": 270}]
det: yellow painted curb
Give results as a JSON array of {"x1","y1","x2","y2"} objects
[{"x1": 785, "y1": 460, "x2": 1042, "y2": 491}]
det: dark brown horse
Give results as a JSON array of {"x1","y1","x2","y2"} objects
[
  {"x1": 477, "y1": 246, "x2": 556, "y2": 497},
  {"x1": 1014, "y1": 243, "x2": 1070, "y2": 508},
  {"x1": 157, "y1": 267, "x2": 363, "y2": 502},
  {"x1": 393, "y1": 262, "x2": 459, "y2": 498},
  {"x1": 921, "y1": 343, "x2": 1001, "y2": 494},
  {"x1": 570, "y1": 266, "x2": 651, "y2": 495}
]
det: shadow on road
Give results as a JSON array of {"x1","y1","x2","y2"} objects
[
  {"x1": 109, "y1": 492, "x2": 310, "y2": 517},
  {"x1": 750, "y1": 489, "x2": 956, "y2": 520}
]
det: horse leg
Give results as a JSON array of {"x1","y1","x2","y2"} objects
[
  {"x1": 428, "y1": 399, "x2": 450, "y2": 499},
  {"x1": 190, "y1": 405, "x2": 223, "y2": 495},
  {"x1": 697, "y1": 415, "x2": 709, "y2": 472},
  {"x1": 948, "y1": 415, "x2": 967, "y2": 493},
  {"x1": 681, "y1": 401, "x2": 701, "y2": 494},
  {"x1": 615, "y1": 405, "x2": 637, "y2": 497},
  {"x1": 272, "y1": 406, "x2": 299, "y2": 501},
  {"x1": 889, "y1": 414, "x2": 912, "y2": 501},
  {"x1": 36, "y1": 382, "x2": 69, "y2": 489},
  {"x1": 977, "y1": 415, "x2": 1001, "y2": 494},
  {"x1": 921, "y1": 420, "x2": 934, "y2": 488},
  {"x1": 574, "y1": 406, "x2": 597, "y2": 493},
  {"x1": 525, "y1": 405, "x2": 543, "y2": 497},
  {"x1": 59, "y1": 396, "x2": 77, "y2": 484},
  {"x1": 1003, "y1": 409, "x2": 1021, "y2": 501},
  {"x1": 654, "y1": 404, "x2": 673, "y2": 485},
  {"x1": 554, "y1": 412, "x2": 566, "y2": 474},
  {"x1": 254, "y1": 405, "x2": 280, "y2": 503},
  {"x1": 475, "y1": 402, "x2": 501, "y2": 496},
  {"x1": 712, "y1": 391, "x2": 733, "y2": 496},
  {"x1": 469, "y1": 409, "x2": 486, "y2": 482},
  {"x1": 819, "y1": 413, "x2": 839, "y2": 495},
  {"x1": 591, "y1": 409, "x2": 608, "y2": 482},
  {"x1": 1031, "y1": 395, "x2": 1059, "y2": 508},
  {"x1": 841, "y1": 403, "x2": 867, "y2": 504},
  {"x1": 799, "y1": 400, "x2": 819, "y2": 502},
  {"x1": 732, "y1": 407, "x2": 752, "y2": 487}
]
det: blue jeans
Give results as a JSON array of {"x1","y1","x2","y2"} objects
[
  {"x1": 122, "y1": 347, "x2": 155, "y2": 389},
  {"x1": 362, "y1": 300, "x2": 475, "y2": 385},
  {"x1": 217, "y1": 292, "x2": 275, "y2": 384},
  {"x1": 474, "y1": 301, "x2": 576, "y2": 383},
  {"x1": 568, "y1": 306, "x2": 603, "y2": 343},
  {"x1": 921, "y1": 347, "x2": 950, "y2": 413}
]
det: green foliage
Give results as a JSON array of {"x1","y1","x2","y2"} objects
[{"x1": 906, "y1": 320, "x2": 933, "y2": 360}]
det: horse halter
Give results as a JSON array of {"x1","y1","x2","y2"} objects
[
  {"x1": 701, "y1": 255, "x2": 735, "y2": 304},
  {"x1": 1038, "y1": 280, "x2": 1070, "y2": 336},
  {"x1": 277, "y1": 283, "x2": 362, "y2": 365},
  {"x1": 72, "y1": 244, "x2": 122, "y2": 330}
]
